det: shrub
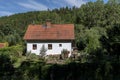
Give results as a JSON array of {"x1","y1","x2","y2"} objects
[
  {"x1": 61, "y1": 49, "x2": 69, "y2": 59},
  {"x1": 26, "y1": 52, "x2": 40, "y2": 61},
  {"x1": 40, "y1": 45, "x2": 47, "y2": 57},
  {"x1": 0, "y1": 53, "x2": 14, "y2": 78}
]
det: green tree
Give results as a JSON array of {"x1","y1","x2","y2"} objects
[
  {"x1": 0, "y1": 53, "x2": 14, "y2": 78},
  {"x1": 75, "y1": 24, "x2": 106, "y2": 53},
  {"x1": 40, "y1": 45, "x2": 47, "y2": 57},
  {"x1": 101, "y1": 25, "x2": 120, "y2": 61}
]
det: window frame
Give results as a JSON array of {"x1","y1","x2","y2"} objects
[
  {"x1": 48, "y1": 44, "x2": 52, "y2": 50},
  {"x1": 33, "y1": 44, "x2": 37, "y2": 50},
  {"x1": 59, "y1": 44, "x2": 62, "y2": 47}
]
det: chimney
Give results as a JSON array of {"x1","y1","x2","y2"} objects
[{"x1": 46, "y1": 19, "x2": 51, "y2": 28}]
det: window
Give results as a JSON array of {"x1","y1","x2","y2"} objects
[
  {"x1": 59, "y1": 44, "x2": 62, "y2": 47},
  {"x1": 48, "y1": 44, "x2": 52, "y2": 49},
  {"x1": 33, "y1": 44, "x2": 37, "y2": 50}
]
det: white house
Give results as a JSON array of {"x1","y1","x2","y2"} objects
[{"x1": 23, "y1": 20, "x2": 75, "y2": 55}]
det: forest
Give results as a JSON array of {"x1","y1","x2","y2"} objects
[{"x1": 0, "y1": 0, "x2": 120, "y2": 80}]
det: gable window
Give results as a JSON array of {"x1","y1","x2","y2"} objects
[
  {"x1": 59, "y1": 44, "x2": 62, "y2": 47},
  {"x1": 33, "y1": 44, "x2": 37, "y2": 50},
  {"x1": 48, "y1": 44, "x2": 52, "y2": 50}
]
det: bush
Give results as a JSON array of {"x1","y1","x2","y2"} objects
[
  {"x1": 26, "y1": 53, "x2": 39, "y2": 60},
  {"x1": 0, "y1": 45, "x2": 23, "y2": 57},
  {"x1": 0, "y1": 53, "x2": 14, "y2": 78},
  {"x1": 61, "y1": 49, "x2": 69, "y2": 59}
]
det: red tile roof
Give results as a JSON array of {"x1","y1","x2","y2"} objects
[
  {"x1": 24, "y1": 24, "x2": 74, "y2": 40},
  {"x1": 0, "y1": 43, "x2": 5, "y2": 48}
]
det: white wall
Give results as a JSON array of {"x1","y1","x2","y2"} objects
[{"x1": 27, "y1": 42, "x2": 72, "y2": 55}]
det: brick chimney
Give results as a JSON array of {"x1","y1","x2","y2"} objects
[{"x1": 46, "y1": 19, "x2": 51, "y2": 28}]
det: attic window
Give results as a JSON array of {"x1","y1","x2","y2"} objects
[
  {"x1": 48, "y1": 44, "x2": 52, "y2": 50},
  {"x1": 33, "y1": 44, "x2": 37, "y2": 50}
]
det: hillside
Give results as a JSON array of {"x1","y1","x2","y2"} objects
[
  {"x1": 0, "y1": 0, "x2": 120, "y2": 79},
  {"x1": 0, "y1": 0, "x2": 120, "y2": 55}
]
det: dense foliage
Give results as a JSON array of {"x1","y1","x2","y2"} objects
[
  {"x1": 0, "y1": 0, "x2": 120, "y2": 79},
  {"x1": 0, "y1": 60, "x2": 120, "y2": 80}
]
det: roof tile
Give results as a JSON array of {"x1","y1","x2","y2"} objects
[
  {"x1": 0, "y1": 43, "x2": 5, "y2": 48},
  {"x1": 24, "y1": 24, "x2": 74, "y2": 40}
]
